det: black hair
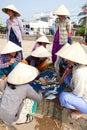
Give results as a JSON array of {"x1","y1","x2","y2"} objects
[
  {"x1": 7, "y1": 82, "x2": 16, "y2": 89},
  {"x1": 67, "y1": 16, "x2": 70, "y2": 20}
]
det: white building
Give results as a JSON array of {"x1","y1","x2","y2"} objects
[{"x1": 23, "y1": 12, "x2": 56, "y2": 35}]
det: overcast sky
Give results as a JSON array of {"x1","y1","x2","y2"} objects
[{"x1": 0, "y1": 0, "x2": 86, "y2": 24}]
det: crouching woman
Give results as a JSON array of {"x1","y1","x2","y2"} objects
[
  {"x1": 0, "y1": 62, "x2": 42, "y2": 125},
  {"x1": 57, "y1": 42, "x2": 87, "y2": 119}
]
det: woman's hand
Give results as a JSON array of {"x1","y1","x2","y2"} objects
[
  {"x1": 39, "y1": 77, "x2": 47, "y2": 85},
  {"x1": 9, "y1": 58, "x2": 16, "y2": 65}
]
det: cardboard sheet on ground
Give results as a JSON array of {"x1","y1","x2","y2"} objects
[{"x1": 46, "y1": 94, "x2": 56, "y2": 100}]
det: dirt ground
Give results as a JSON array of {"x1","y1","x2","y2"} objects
[
  {"x1": 0, "y1": 37, "x2": 87, "y2": 130},
  {"x1": 1, "y1": 100, "x2": 87, "y2": 130}
]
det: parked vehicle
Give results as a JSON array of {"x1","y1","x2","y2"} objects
[{"x1": 24, "y1": 28, "x2": 35, "y2": 35}]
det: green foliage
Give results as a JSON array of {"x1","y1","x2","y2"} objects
[
  {"x1": 0, "y1": 24, "x2": 7, "y2": 33},
  {"x1": 77, "y1": 26, "x2": 85, "y2": 36},
  {"x1": 0, "y1": 24, "x2": 6, "y2": 28},
  {"x1": 78, "y1": 3, "x2": 87, "y2": 35}
]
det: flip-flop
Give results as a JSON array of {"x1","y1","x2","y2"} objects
[
  {"x1": 71, "y1": 112, "x2": 82, "y2": 120},
  {"x1": 16, "y1": 114, "x2": 33, "y2": 125},
  {"x1": 25, "y1": 114, "x2": 33, "y2": 123}
]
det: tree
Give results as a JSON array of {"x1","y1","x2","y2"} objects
[
  {"x1": 78, "y1": 3, "x2": 87, "y2": 34},
  {"x1": 0, "y1": 24, "x2": 7, "y2": 34}
]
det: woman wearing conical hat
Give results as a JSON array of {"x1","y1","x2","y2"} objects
[
  {"x1": 2, "y1": 4, "x2": 24, "y2": 59},
  {"x1": 0, "y1": 62, "x2": 42, "y2": 125},
  {"x1": 0, "y1": 41, "x2": 22, "y2": 79},
  {"x1": 23, "y1": 35, "x2": 51, "y2": 71},
  {"x1": 52, "y1": 5, "x2": 71, "y2": 68},
  {"x1": 56, "y1": 42, "x2": 87, "y2": 119}
]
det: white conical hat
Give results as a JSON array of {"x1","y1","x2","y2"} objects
[
  {"x1": 2, "y1": 4, "x2": 21, "y2": 16},
  {"x1": 36, "y1": 35, "x2": 51, "y2": 44},
  {"x1": 1, "y1": 41, "x2": 22, "y2": 54},
  {"x1": 53, "y1": 4, "x2": 70, "y2": 16},
  {"x1": 7, "y1": 62, "x2": 39, "y2": 85},
  {"x1": 56, "y1": 42, "x2": 87, "y2": 65},
  {"x1": 56, "y1": 43, "x2": 70, "y2": 55},
  {"x1": 31, "y1": 46, "x2": 51, "y2": 58}
]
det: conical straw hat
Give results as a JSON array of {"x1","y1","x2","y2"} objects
[
  {"x1": 7, "y1": 62, "x2": 39, "y2": 85},
  {"x1": 36, "y1": 35, "x2": 51, "y2": 44},
  {"x1": 1, "y1": 41, "x2": 22, "y2": 54},
  {"x1": 2, "y1": 4, "x2": 21, "y2": 16},
  {"x1": 53, "y1": 4, "x2": 70, "y2": 16},
  {"x1": 31, "y1": 46, "x2": 51, "y2": 58},
  {"x1": 56, "y1": 43, "x2": 70, "y2": 55},
  {"x1": 56, "y1": 42, "x2": 87, "y2": 65}
]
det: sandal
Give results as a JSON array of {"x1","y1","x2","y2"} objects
[
  {"x1": 16, "y1": 114, "x2": 33, "y2": 125},
  {"x1": 25, "y1": 114, "x2": 33, "y2": 123}
]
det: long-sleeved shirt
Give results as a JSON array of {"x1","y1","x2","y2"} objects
[
  {"x1": 6, "y1": 17, "x2": 24, "y2": 42},
  {"x1": 71, "y1": 65, "x2": 87, "y2": 103},
  {"x1": 0, "y1": 52, "x2": 21, "y2": 69}
]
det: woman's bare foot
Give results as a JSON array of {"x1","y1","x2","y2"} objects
[{"x1": 71, "y1": 110, "x2": 83, "y2": 120}]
